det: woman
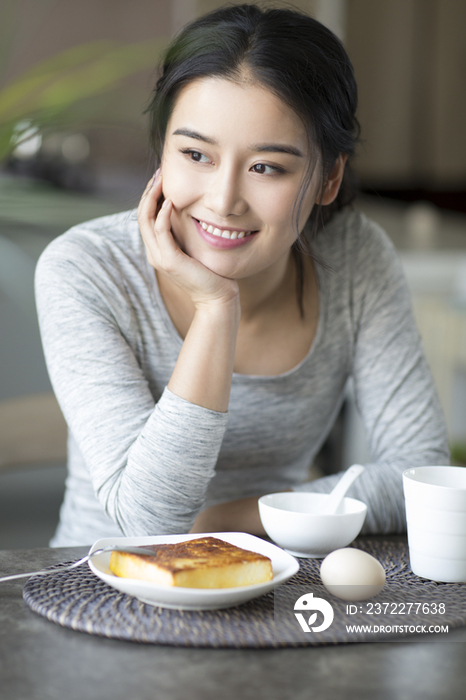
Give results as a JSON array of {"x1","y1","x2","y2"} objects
[{"x1": 35, "y1": 4, "x2": 448, "y2": 546}]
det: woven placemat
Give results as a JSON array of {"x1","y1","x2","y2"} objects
[{"x1": 23, "y1": 539, "x2": 466, "y2": 648}]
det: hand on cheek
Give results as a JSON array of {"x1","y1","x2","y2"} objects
[{"x1": 137, "y1": 173, "x2": 239, "y2": 308}]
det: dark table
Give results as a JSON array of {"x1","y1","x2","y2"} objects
[{"x1": 1, "y1": 544, "x2": 466, "y2": 700}]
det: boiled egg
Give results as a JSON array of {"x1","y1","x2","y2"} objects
[{"x1": 320, "y1": 547, "x2": 386, "y2": 601}]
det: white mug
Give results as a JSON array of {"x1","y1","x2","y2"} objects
[{"x1": 403, "y1": 466, "x2": 466, "y2": 582}]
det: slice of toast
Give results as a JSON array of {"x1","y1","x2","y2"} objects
[{"x1": 109, "y1": 536, "x2": 273, "y2": 588}]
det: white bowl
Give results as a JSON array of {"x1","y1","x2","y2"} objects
[
  {"x1": 403, "y1": 466, "x2": 466, "y2": 582},
  {"x1": 258, "y1": 492, "x2": 367, "y2": 558}
]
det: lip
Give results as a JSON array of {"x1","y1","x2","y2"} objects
[{"x1": 192, "y1": 218, "x2": 259, "y2": 249}]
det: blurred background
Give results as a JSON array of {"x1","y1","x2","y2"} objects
[{"x1": 1, "y1": 0, "x2": 465, "y2": 549}]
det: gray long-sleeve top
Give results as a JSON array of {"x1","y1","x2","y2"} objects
[{"x1": 35, "y1": 208, "x2": 449, "y2": 546}]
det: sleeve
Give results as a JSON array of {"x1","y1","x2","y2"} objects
[
  {"x1": 35, "y1": 232, "x2": 229, "y2": 536},
  {"x1": 294, "y1": 216, "x2": 450, "y2": 534}
]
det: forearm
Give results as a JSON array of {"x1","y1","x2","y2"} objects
[
  {"x1": 114, "y1": 388, "x2": 229, "y2": 535},
  {"x1": 36, "y1": 251, "x2": 231, "y2": 536},
  {"x1": 139, "y1": 176, "x2": 242, "y2": 413},
  {"x1": 116, "y1": 299, "x2": 240, "y2": 531},
  {"x1": 168, "y1": 298, "x2": 240, "y2": 412}
]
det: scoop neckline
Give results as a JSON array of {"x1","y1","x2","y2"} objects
[{"x1": 146, "y1": 257, "x2": 325, "y2": 381}]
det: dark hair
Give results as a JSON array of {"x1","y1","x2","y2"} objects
[{"x1": 146, "y1": 3, "x2": 360, "y2": 308}]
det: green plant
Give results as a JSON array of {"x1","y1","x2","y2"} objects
[
  {"x1": 0, "y1": 37, "x2": 166, "y2": 162},
  {"x1": 450, "y1": 443, "x2": 466, "y2": 467}
]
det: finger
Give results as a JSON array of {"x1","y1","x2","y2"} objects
[
  {"x1": 153, "y1": 199, "x2": 178, "y2": 256},
  {"x1": 143, "y1": 199, "x2": 179, "y2": 270},
  {"x1": 142, "y1": 197, "x2": 172, "y2": 246},
  {"x1": 154, "y1": 198, "x2": 173, "y2": 237},
  {"x1": 138, "y1": 176, "x2": 165, "y2": 248},
  {"x1": 138, "y1": 170, "x2": 162, "y2": 221},
  {"x1": 142, "y1": 168, "x2": 161, "y2": 199}
]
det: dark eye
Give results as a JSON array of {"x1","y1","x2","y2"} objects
[
  {"x1": 251, "y1": 163, "x2": 280, "y2": 175},
  {"x1": 181, "y1": 149, "x2": 210, "y2": 163}
]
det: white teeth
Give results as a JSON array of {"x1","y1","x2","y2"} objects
[{"x1": 198, "y1": 220, "x2": 253, "y2": 239}]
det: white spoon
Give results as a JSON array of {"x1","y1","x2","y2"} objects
[{"x1": 321, "y1": 464, "x2": 365, "y2": 514}]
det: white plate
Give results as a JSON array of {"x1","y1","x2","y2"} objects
[{"x1": 88, "y1": 532, "x2": 299, "y2": 610}]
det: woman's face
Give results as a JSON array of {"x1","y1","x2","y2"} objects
[{"x1": 160, "y1": 77, "x2": 322, "y2": 281}]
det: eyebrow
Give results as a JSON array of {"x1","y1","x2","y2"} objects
[
  {"x1": 172, "y1": 128, "x2": 217, "y2": 145},
  {"x1": 252, "y1": 143, "x2": 303, "y2": 157},
  {"x1": 172, "y1": 128, "x2": 303, "y2": 157}
]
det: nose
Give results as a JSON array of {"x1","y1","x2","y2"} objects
[{"x1": 204, "y1": 162, "x2": 248, "y2": 219}]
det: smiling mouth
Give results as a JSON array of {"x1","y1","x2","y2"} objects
[{"x1": 196, "y1": 219, "x2": 257, "y2": 240}]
